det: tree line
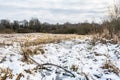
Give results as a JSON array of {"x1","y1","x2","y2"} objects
[
  {"x1": 0, "y1": 18, "x2": 102, "y2": 34},
  {"x1": 0, "y1": 18, "x2": 119, "y2": 35}
]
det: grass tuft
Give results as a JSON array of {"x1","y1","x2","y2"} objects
[{"x1": 101, "y1": 60, "x2": 120, "y2": 76}]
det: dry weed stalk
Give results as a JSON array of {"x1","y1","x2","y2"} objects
[
  {"x1": 21, "y1": 45, "x2": 45, "y2": 63},
  {"x1": 93, "y1": 29, "x2": 120, "y2": 44},
  {"x1": 71, "y1": 65, "x2": 78, "y2": 72},
  {"x1": 0, "y1": 68, "x2": 13, "y2": 80},
  {"x1": 21, "y1": 47, "x2": 34, "y2": 63},
  {"x1": 101, "y1": 60, "x2": 120, "y2": 75},
  {"x1": 16, "y1": 73, "x2": 24, "y2": 80}
]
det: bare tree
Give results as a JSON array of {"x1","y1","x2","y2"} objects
[
  {"x1": 107, "y1": 0, "x2": 120, "y2": 36},
  {"x1": 108, "y1": 0, "x2": 120, "y2": 20}
]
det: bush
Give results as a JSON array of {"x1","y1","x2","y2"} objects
[{"x1": 0, "y1": 29, "x2": 14, "y2": 33}]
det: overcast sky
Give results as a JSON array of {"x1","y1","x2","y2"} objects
[{"x1": 0, "y1": 0, "x2": 113, "y2": 23}]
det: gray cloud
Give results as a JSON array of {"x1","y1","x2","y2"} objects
[{"x1": 0, "y1": 0, "x2": 111, "y2": 23}]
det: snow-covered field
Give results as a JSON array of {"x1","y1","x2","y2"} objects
[{"x1": 0, "y1": 34, "x2": 120, "y2": 80}]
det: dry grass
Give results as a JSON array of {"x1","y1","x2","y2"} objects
[
  {"x1": 16, "y1": 73, "x2": 24, "y2": 80},
  {"x1": 0, "y1": 68, "x2": 13, "y2": 80},
  {"x1": 0, "y1": 42, "x2": 6, "y2": 47},
  {"x1": 21, "y1": 45, "x2": 45, "y2": 63},
  {"x1": 93, "y1": 29, "x2": 120, "y2": 44},
  {"x1": 21, "y1": 46, "x2": 44, "y2": 55},
  {"x1": 101, "y1": 60, "x2": 120, "y2": 75},
  {"x1": 70, "y1": 65, "x2": 78, "y2": 72},
  {"x1": 22, "y1": 34, "x2": 89, "y2": 47},
  {"x1": 0, "y1": 33, "x2": 91, "y2": 47}
]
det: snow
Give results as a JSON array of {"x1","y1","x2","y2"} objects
[{"x1": 0, "y1": 38, "x2": 120, "y2": 80}]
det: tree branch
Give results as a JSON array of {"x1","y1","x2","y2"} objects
[{"x1": 28, "y1": 56, "x2": 75, "y2": 77}]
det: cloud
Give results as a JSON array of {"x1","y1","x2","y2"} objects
[{"x1": 0, "y1": 0, "x2": 111, "y2": 23}]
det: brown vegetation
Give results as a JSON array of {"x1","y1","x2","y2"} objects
[
  {"x1": 0, "y1": 33, "x2": 89, "y2": 47},
  {"x1": 0, "y1": 68, "x2": 13, "y2": 80},
  {"x1": 101, "y1": 60, "x2": 120, "y2": 75}
]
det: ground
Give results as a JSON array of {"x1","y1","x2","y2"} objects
[{"x1": 0, "y1": 33, "x2": 120, "y2": 80}]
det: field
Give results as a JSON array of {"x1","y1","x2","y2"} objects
[{"x1": 0, "y1": 33, "x2": 120, "y2": 80}]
